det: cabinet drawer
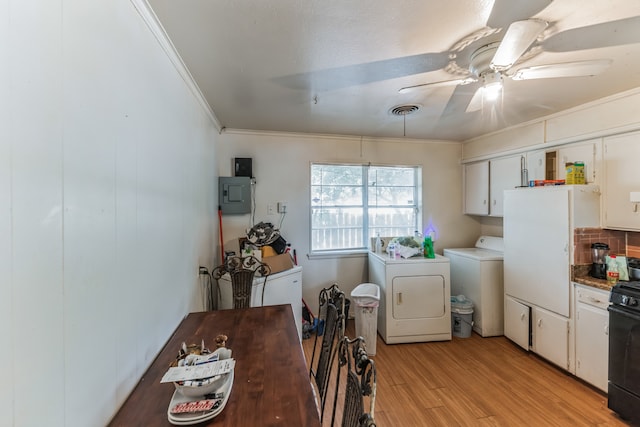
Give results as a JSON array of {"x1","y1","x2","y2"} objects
[{"x1": 576, "y1": 285, "x2": 609, "y2": 310}]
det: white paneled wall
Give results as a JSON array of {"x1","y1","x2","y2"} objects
[
  {"x1": 0, "y1": 1, "x2": 12, "y2": 423},
  {"x1": 1, "y1": 1, "x2": 219, "y2": 426}
]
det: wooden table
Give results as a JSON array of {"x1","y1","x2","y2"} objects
[{"x1": 109, "y1": 305, "x2": 321, "y2": 426}]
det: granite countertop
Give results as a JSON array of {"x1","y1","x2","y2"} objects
[{"x1": 571, "y1": 264, "x2": 614, "y2": 291}]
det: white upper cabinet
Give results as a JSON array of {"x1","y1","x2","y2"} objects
[
  {"x1": 603, "y1": 131, "x2": 640, "y2": 231},
  {"x1": 489, "y1": 156, "x2": 524, "y2": 217},
  {"x1": 526, "y1": 150, "x2": 546, "y2": 182},
  {"x1": 464, "y1": 156, "x2": 523, "y2": 217},
  {"x1": 464, "y1": 161, "x2": 489, "y2": 215},
  {"x1": 555, "y1": 139, "x2": 600, "y2": 184}
]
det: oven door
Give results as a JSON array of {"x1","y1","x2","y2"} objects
[{"x1": 608, "y1": 304, "x2": 640, "y2": 421}]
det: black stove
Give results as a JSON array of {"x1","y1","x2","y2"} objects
[
  {"x1": 608, "y1": 280, "x2": 640, "y2": 424},
  {"x1": 610, "y1": 280, "x2": 640, "y2": 310}
]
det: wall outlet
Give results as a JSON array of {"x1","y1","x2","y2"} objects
[
  {"x1": 277, "y1": 202, "x2": 288, "y2": 213},
  {"x1": 267, "y1": 203, "x2": 276, "y2": 215}
]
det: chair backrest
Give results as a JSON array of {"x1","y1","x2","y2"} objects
[
  {"x1": 212, "y1": 256, "x2": 271, "y2": 309},
  {"x1": 332, "y1": 336, "x2": 377, "y2": 427},
  {"x1": 309, "y1": 283, "x2": 346, "y2": 422}
]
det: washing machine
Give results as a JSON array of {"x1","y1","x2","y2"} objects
[
  {"x1": 444, "y1": 236, "x2": 504, "y2": 337},
  {"x1": 368, "y1": 251, "x2": 451, "y2": 344}
]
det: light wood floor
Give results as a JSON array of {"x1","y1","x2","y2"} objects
[{"x1": 302, "y1": 322, "x2": 631, "y2": 426}]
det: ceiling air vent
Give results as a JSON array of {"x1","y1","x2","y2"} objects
[{"x1": 389, "y1": 104, "x2": 420, "y2": 116}]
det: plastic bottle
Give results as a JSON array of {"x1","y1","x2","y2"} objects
[
  {"x1": 388, "y1": 243, "x2": 396, "y2": 259},
  {"x1": 423, "y1": 236, "x2": 435, "y2": 259},
  {"x1": 607, "y1": 255, "x2": 619, "y2": 285},
  {"x1": 375, "y1": 233, "x2": 382, "y2": 253},
  {"x1": 414, "y1": 230, "x2": 422, "y2": 243}
]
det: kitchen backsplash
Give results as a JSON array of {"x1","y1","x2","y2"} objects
[
  {"x1": 628, "y1": 232, "x2": 640, "y2": 258},
  {"x1": 574, "y1": 228, "x2": 640, "y2": 264}
]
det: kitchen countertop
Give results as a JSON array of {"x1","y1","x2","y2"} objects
[{"x1": 571, "y1": 264, "x2": 614, "y2": 291}]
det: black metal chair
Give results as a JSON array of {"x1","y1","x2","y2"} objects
[
  {"x1": 212, "y1": 255, "x2": 271, "y2": 309},
  {"x1": 309, "y1": 283, "x2": 346, "y2": 423},
  {"x1": 331, "y1": 336, "x2": 377, "y2": 427}
]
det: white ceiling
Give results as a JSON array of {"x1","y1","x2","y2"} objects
[{"x1": 148, "y1": 0, "x2": 640, "y2": 141}]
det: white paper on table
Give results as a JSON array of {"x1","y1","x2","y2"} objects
[{"x1": 160, "y1": 359, "x2": 235, "y2": 383}]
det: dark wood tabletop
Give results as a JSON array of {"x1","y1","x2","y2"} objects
[{"x1": 108, "y1": 305, "x2": 321, "y2": 426}]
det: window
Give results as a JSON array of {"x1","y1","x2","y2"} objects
[{"x1": 311, "y1": 163, "x2": 421, "y2": 252}]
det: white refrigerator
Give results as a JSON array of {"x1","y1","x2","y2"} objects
[{"x1": 504, "y1": 185, "x2": 600, "y2": 317}]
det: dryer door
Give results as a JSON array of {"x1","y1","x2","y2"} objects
[{"x1": 392, "y1": 275, "x2": 445, "y2": 319}]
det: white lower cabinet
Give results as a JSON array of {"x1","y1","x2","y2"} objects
[
  {"x1": 574, "y1": 284, "x2": 610, "y2": 392},
  {"x1": 504, "y1": 296, "x2": 530, "y2": 350},
  {"x1": 504, "y1": 295, "x2": 569, "y2": 370},
  {"x1": 532, "y1": 306, "x2": 569, "y2": 370}
]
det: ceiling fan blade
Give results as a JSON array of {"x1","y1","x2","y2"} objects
[
  {"x1": 542, "y1": 16, "x2": 640, "y2": 52},
  {"x1": 439, "y1": 82, "x2": 482, "y2": 118},
  {"x1": 491, "y1": 20, "x2": 548, "y2": 70},
  {"x1": 398, "y1": 77, "x2": 476, "y2": 94},
  {"x1": 486, "y1": 0, "x2": 553, "y2": 29},
  {"x1": 465, "y1": 87, "x2": 485, "y2": 113},
  {"x1": 274, "y1": 52, "x2": 449, "y2": 92},
  {"x1": 510, "y1": 59, "x2": 612, "y2": 80}
]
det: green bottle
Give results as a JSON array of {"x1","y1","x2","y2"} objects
[{"x1": 423, "y1": 236, "x2": 435, "y2": 259}]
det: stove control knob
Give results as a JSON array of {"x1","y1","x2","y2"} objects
[{"x1": 621, "y1": 295, "x2": 629, "y2": 305}]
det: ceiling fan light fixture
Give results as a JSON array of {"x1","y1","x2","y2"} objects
[
  {"x1": 483, "y1": 81, "x2": 503, "y2": 101},
  {"x1": 481, "y1": 72, "x2": 503, "y2": 101}
]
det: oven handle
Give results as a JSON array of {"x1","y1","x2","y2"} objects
[{"x1": 608, "y1": 304, "x2": 640, "y2": 321}]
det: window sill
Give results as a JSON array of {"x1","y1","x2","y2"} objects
[{"x1": 307, "y1": 249, "x2": 369, "y2": 260}]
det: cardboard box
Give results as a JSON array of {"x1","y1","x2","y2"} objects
[{"x1": 263, "y1": 253, "x2": 294, "y2": 274}]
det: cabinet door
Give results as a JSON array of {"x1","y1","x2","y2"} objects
[
  {"x1": 532, "y1": 306, "x2": 569, "y2": 370},
  {"x1": 526, "y1": 150, "x2": 546, "y2": 182},
  {"x1": 392, "y1": 275, "x2": 445, "y2": 320},
  {"x1": 556, "y1": 139, "x2": 599, "y2": 184},
  {"x1": 575, "y1": 302, "x2": 609, "y2": 392},
  {"x1": 489, "y1": 156, "x2": 522, "y2": 217},
  {"x1": 464, "y1": 161, "x2": 489, "y2": 215},
  {"x1": 603, "y1": 132, "x2": 640, "y2": 230},
  {"x1": 504, "y1": 296, "x2": 530, "y2": 350}
]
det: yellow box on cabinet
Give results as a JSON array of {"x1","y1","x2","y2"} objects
[{"x1": 565, "y1": 162, "x2": 585, "y2": 184}]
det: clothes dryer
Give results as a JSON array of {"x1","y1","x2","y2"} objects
[{"x1": 368, "y1": 252, "x2": 451, "y2": 344}]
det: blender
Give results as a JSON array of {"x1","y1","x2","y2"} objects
[{"x1": 590, "y1": 242, "x2": 609, "y2": 279}]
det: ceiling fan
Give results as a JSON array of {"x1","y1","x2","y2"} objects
[
  {"x1": 276, "y1": 0, "x2": 640, "y2": 115},
  {"x1": 398, "y1": 18, "x2": 612, "y2": 113}
]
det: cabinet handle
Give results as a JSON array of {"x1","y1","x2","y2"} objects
[
  {"x1": 520, "y1": 313, "x2": 525, "y2": 321},
  {"x1": 493, "y1": 199, "x2": 497, "y2": 205},
  {"x1": 483, "y1": 199, "x2": 487, "y2": 205},
  {"x1": 605, "y1": 325, "x2": 609, "y2": 335},
  {"x1": 397, "y1": 292, "x2": 403, "y2": 305},
  {"x1": 537, "y1": 319, "x2": 543, "y2": 327},
  {"x1": 589, "y1": 297, "x2": 602, "y2": 304}
]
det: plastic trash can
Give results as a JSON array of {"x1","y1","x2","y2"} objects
[
  {"x1": 350, "y1": 283, "x2": 380, "y2": 355},
  {"x1": 451, "y1": 295, "x2": 474, "y2": 338}
]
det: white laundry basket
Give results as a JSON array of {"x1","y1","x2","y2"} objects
[{"x1": 350, "y1": 283, "x2": 380, "y2": 355}]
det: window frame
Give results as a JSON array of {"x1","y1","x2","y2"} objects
[{"x1": 309, "y1": 162, "x2": 422, "y2": 256}]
